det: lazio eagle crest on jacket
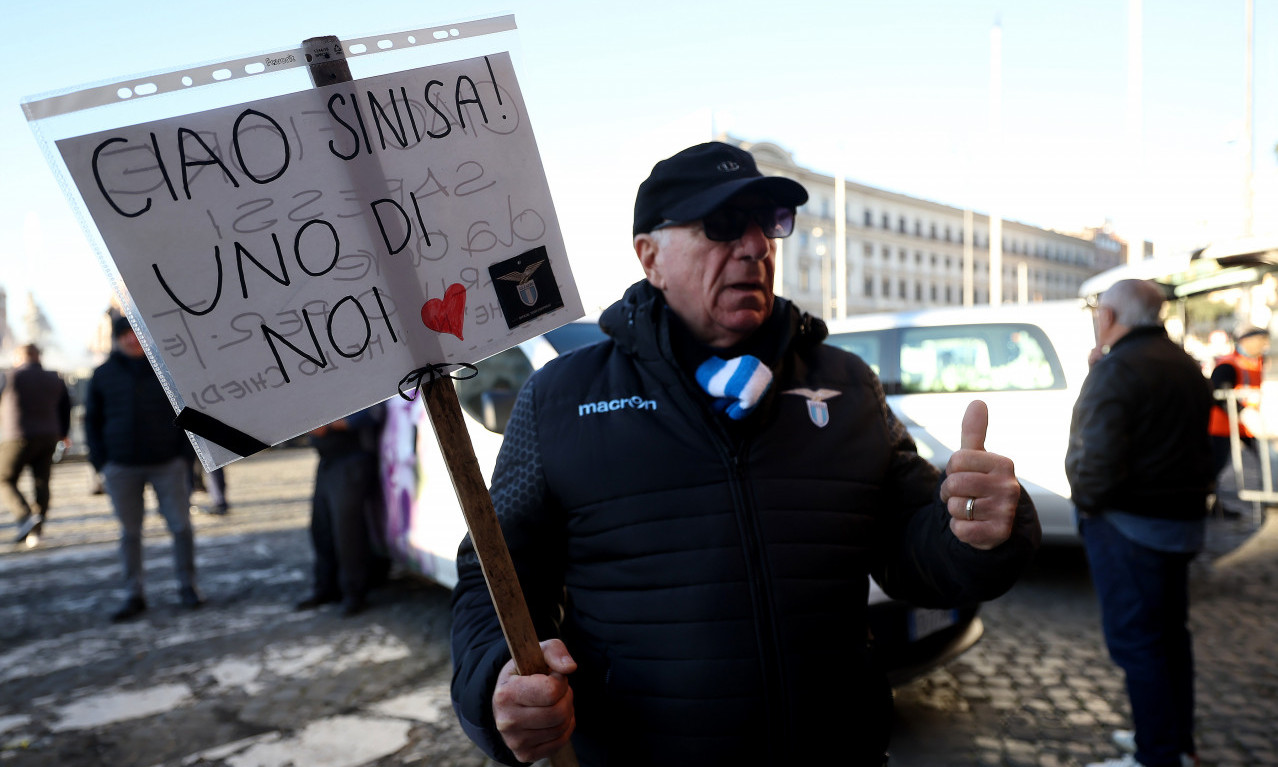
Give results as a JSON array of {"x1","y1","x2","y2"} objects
[{"x1": 783, "y1": 387, "x2": 842, "y2": 427}]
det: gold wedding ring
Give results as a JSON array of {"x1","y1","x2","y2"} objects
[{"x1": 964, "y1": 497, "x2": 976, "y2": 521}]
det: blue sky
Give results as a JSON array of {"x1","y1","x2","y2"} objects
[{"x1": 4, "y1": 0, "x2": 1273, "y2": 368}]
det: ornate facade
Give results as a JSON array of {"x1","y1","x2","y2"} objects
[{"x1": 733, "y1": 138, "x2": 1127, "y2": 319}]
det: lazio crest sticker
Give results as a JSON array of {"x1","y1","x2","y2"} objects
[
  {"x1": 783, "y1": 387, "x2": 842, "y2": 428},
  {"x1": 488, "y1": 245, "x2": 565, "y2": 330}
]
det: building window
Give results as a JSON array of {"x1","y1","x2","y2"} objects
[
  {"x1": 899, "y1": 248, "x2": 907, "y2": 262},
  {"x1": 944, "y1": 225, "x2": 952, "y2": 242},
  {"x1": 914, "y1": 282, "x2": 922, "y2": 301},
  {"x1": 864, "y1": 209, "x2": 873, "y2": 227},
  {"x1": 882, "y1": 213, "x2": 891, "y2": 229},
  {"x1": 863, "y1": 243, "x2": 873, "y2": 259},
  {"x1": 914, "y1": 219, "x2": 922, "y2": 236},
  {"x1": 898, "y1": 280, "x2": 906, "y2": 299},
  {"x1": 915, "y1": 251, "x2": 923, "y2": 265},
  {"x1": 930, "y1": 284, "x2": 938, "y2": 301},
  {"x1": 946, "y1": 285, "x2": 953, "y2": 303},
  {"x1": 930, "y1": 223, "x2": 938, "y2": 239},
  {"x1": 898, "y1": 216, "x2": 907, "y2": 233},
  {"x1": 864, "y1": 277, "x2": 873, "y2": 297},
  {"x1": 882, "y1": 278, "x2": 891, "y2": 296}
]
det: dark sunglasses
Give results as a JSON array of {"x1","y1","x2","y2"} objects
[{"x1": 653, "y1": 205, "x2": 796, "y2": 242}]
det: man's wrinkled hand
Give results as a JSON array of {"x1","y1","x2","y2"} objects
[
  {"x1": 938, "y1": 400, "x2": 1022, "y2": 550},
  {"x1": 493, "y1": 638, "x2": 577, "y2": 762}
]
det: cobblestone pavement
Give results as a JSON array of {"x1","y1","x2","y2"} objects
[
  {"x1": 889, "y1": 510, "x2": 1278, "y2": 767},
  {"x1": 1, "y1": 449, "x2": 1276, "y2": 766}
]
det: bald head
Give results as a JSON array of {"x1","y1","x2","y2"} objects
[{"x1": 1099, "y1": 279, "x2": 1165, "y2": 328}]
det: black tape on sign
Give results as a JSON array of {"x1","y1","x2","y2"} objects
[{"x1": 174, "y1": 408, "x2": 271, "y2": 459}]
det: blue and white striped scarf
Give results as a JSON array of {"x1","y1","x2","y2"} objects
[{"x1": 695, "y1": 355, "x2": 773, "y2": 420}]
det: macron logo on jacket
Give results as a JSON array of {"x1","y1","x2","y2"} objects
[{"x1": 577, "y1": 395, "x2": 658, "y2": 416}]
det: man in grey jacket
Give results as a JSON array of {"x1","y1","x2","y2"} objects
[{"x1": 0, "y1": 344, "x2": 71, "y2": 548}]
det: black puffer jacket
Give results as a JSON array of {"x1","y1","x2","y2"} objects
[
  {"x1": 451, "y1": 281, "x2": 1040, "y2": 766},
  {"x1": 1065, "y1": 325, "x2": 1214, "y2": 519},
  {"x1": 0, "y1": 362, "x2": 71, "y2": 442},
  {"x1": 85, "y1": 350, "x2": 193, "y2": 470}
]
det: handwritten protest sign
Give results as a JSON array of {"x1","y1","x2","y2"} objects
[{"x1": 51, "y1": 50, "x2": 582, "y2": 466}]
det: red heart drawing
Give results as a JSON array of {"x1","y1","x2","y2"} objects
[{"x1": 421, "y1": 283, "x2": 467, "y2": 340}]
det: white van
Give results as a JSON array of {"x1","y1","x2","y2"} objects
[
  {"x1": 376, "y1": 316, "x2": 995, "y2": 683},
  {"x1": 378, "y1": 322, "x2": 600, "y2": 588},
  {"x1": 824, "y1": 300, "x2": 1097, "y2": 544}
]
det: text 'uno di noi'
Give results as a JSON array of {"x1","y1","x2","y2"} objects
[{"x1": 89, "y1": 56, "x2": 512, "y2": 384}]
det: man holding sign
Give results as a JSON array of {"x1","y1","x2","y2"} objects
[{"x1": 450, "y1": 142, "x2": 1041, "y2": 766}]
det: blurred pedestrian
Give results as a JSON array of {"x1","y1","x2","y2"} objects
[
  {"x1": 1207, "y1": 325, "x2": 1269, "y2": 516},
  {"x1": 1067, "y1": 279, "x2": 1214, "y2": 767},
  {"x1": 297, "y1": 403, "x2": 385, "y2": 617},
  {"x1": 87, "y1": 302, "x2": 126, "y2": 498},
  {"x1": 86, "y1": 316, "x2": 204, "y2": 622},
  {"x1": 1, "y1": 344, "x2": 72, "y2": 548},
  {"x1": 194, "y1": 467, "x2": 230, "y2": 516}
]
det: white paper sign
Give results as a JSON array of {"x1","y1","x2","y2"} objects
[{"x1": 53, "y1": 51, "x2": 582, "y2": 465}]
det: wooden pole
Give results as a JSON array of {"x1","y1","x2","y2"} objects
[{"x1": 303, "y1": 35, "x2": 578, "y2": 767}]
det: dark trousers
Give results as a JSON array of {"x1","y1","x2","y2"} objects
[
  {"x1": 310, "y1": 452, "x2": 376, "y2": 605},
  {"x1": 205, "y1": 467, "x2": 227, "y2": 509},
  {"x1": 1080, "y1": 514, "x2": 1196, "y2": 767},
  {"x1": 0, "y1": 436, "x2": 59, "y2": 524},
  {"x1": 102, "y1": 458, "x2": 196, "y2": 598}
]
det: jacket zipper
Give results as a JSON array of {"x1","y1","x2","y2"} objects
[
  {"x1": 657, "y1": 319, "x2": 787, "y2": 753},
  {"x1": 723, "y1": 442, "x2": 786, "y2": 757}
]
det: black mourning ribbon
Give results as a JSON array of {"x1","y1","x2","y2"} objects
[
  {"x1": 174, "y1": 407, "x2": 270, "y2": 459},
  {"x1": 398, "y1": 362, "x2": 479, "y2": 402}
]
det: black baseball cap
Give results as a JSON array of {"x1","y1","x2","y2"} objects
[{"x1": 633, "y1": 142, "x2": 809, "y2": 236}]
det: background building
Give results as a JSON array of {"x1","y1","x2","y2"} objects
[{"x1": 733, "y1": 137, "x2": 1131, "y2": 319}]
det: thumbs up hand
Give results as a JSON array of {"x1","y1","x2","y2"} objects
[{"x1": 938, "y1": 400, "x2": 1023, "y2": 550}]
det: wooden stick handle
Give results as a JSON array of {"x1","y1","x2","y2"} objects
[
  {"x1": 422, "y1": 378, "x2": 547, "y2": 675},
  {"x1": 423, "y1": 379, "x2": 579, "y2": 767},
  {"x1": 303, "y1": 34, "x2": 577, "y2": 766}
]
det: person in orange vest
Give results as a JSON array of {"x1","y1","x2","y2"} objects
[{"x1": 1208, "y1": 326, "x2": 1269, "y2": 514}]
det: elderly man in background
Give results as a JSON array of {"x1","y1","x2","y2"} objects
[{"x1": 1067, "y1": 279, "x2": 1214, "y2": 767}]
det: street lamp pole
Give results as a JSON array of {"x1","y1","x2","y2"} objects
[{"x1": 1244, "y1": 0, "x2": 1255, "y2": 237}]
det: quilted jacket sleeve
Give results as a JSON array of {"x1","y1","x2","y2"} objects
[
  {"x1": 869, "y1": 375, "x2": 1042, "y2": 608},
  {"x1": 1064, "y1": 358, "x2": 1133, "y2": 513}
]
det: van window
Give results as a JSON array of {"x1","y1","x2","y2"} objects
[
  {"x1": 829, "y1": 323, "x2": 1065, "y2": 394},
  {"x1": 543, "y1": 322, "x2": 606, "y2": 353},
  {"x1": 827, "y1": 331, "x2": 883, "y2": 377},
  {"x1": 899, "y1": 324, "x2": 1063, "y2": 393},
  {"x1": 455, "y1": 347, "x2": 534, "y2": 429}
]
